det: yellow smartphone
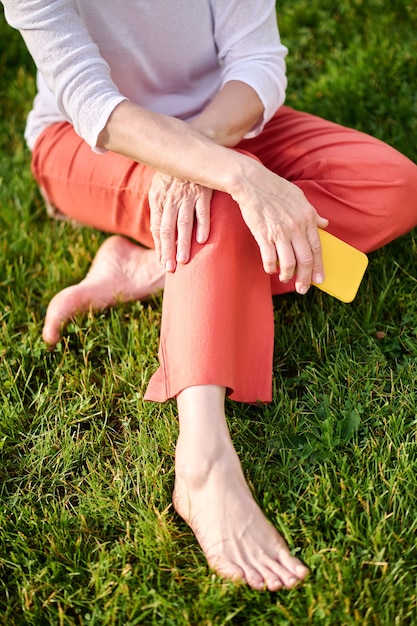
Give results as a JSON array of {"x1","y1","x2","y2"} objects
[{"x1": 312, "y1": 229, "x2": 368, "y2": 303}]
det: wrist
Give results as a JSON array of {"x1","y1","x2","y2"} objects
[{"x1": 224, "y1": 151, "x2": 261, "y2": 202}]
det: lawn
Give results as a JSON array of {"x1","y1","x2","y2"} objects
[{"x1": 0, "y1": 1, "x2": 416, "y2": 624}]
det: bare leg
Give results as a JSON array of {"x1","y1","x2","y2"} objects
[
  {"x1": 43, "y1": 235, "x2": 165, "y2": 346},
  {"x1": 173, "y1": 385, "x2": 309, "y2": 591}
]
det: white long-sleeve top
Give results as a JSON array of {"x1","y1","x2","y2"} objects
[{"x1": 3, "y1": 0, "x2": 288, "y2": 150}]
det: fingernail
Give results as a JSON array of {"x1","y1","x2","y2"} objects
[
  {"x1": 299, "y1": 285, "x2": 309, "y2": 295},
  {"x1": 165, "y1": 260, "x2": 175, "y2": 272},
  {"x1": 177, "y1": 251, "x2": 187, "y2": 263},
  {"x1": 314, "y1": 273, "x2": 324, "y2": 284},
  {"x1": 279, "y1": 272, "x2": 294, "y2": 283}
]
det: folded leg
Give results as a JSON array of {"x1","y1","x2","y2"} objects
[{"x1": 145, "y1": 189, "x2": 275, "y2": 402}]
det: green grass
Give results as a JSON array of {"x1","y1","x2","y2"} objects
[{"x1": 0, "y1": 1, "x2": 416, "y2": 624}]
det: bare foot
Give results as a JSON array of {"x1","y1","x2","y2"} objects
[
  {"x1": 174, "y1": 386, "x2": 309, "y2": 591},
  {"x1": 43, "y1": 235, "x2": 165, "y2": 346}
]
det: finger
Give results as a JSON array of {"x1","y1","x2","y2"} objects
[
  {"x1": 176, "y1": 197, "x2": 195, "y2": 264},
  {"x1": 275, "y1": 240, "x2": 297, "y2": 282},
  {"x1": 148, "y1": 181, "x2": 164, "y2": 262},
  {"x1": 159, "y1": 201, "x2": 179, "y2": 272},
  {"x1": 317, "y1": 214, "x2": 330, "y2": 229},
  {"x1": 149, "y1": 202, "x2": 163, "y2": 263},
  {"x1": 307, "y1": 224, "x2": 325, "y2": 284},
  {"x1": 291, "y1": 233, "x2": 314, "y2": 295},
  {"x1": 195, "y1": 188, "x2": 212, "y2": 244},
  {"x1": 257, "y1": 239, "x2": 279, "y2": 274}
]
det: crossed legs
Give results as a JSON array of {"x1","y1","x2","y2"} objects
[
  {"x1": 32, "y1": 107, "x2": 417, "y2": 590},
  {"x1": 41, "y1": 186, "x2": 307, "y2": 590}
]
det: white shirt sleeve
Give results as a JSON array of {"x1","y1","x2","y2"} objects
[
  {"x1": 2, "y1": 0, "x2": 126, "y2": 148},
  {"x1": 3, "y1": 0, "x2": 287, "y2": 147},
  {"x1": 212, "y1": 0, "x2": 288, "y2": 136}
]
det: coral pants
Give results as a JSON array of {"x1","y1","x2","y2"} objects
[{"x1": 31, "y1": 107, "x2": 417, "y2": 402}]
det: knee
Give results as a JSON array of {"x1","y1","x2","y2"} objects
[
  {"x1": 187, "y1": 189, "x2": 261, "y2": 270},
  {"x1": 396, "y1": 155, "x2": 417, "y2": 211},
  {"x1": 349, "y1": 149, "x2": 417, "y2": 250},
  {"x1": 207, "y1": 190, "x2": 254, "y2": 250},
  {"x1": 199, "y1": 147, "x2": 262, "y2": 251},
  {"x1": 382, "y1": 154, "x2": 417, "y2": 241}
]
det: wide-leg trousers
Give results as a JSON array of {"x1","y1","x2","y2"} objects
[{"x1": 31, "y1": 106, "x2": 417, "y2": 402}]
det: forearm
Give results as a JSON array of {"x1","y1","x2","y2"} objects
[
  {"x1": 97, "y1": 99, "x2": 327, "y2": 290},
  {"x1": 97, "y1": 99, "x2": 252, "y2": 194},
  {"x1": 189, "y1": 81, "x2": 264, "y2": 147}
]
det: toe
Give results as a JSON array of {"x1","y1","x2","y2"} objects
[
  {"x1": 43, "y1": 298, "x2": 65, "y2": 346},
  {"x1": 276, "y1": 545, "x2": 309, "y2": 582},
  {"x1": 267, "y1": 578, "x2": 283, "y2": 592},
  {"x1": 255, "y1": 564, "x2": 284, "y2": 592},
  {"x1": 42, "y1": 284, "x2": 91, "y2": 346},
  {"x1": 261, "y1": 554, "x2": 305, "y2": 589},
  {"x1": 215, "y1": 560, "x2": 266, "y2": 591},
  {"x1": 42, "y1": 317, "x2": 61, "y2": 347},
  {"x1": 242, "y1": 566, "x2": 267, "y2": 591},
  {"x1": 212, "y1": 560, "x2": 246, "y2": 585}
]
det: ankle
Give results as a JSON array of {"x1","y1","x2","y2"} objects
[
  {"x1": 175, "y1": 385, "x2": 236, "y2": 488},
  {"x1": 175, "y1": 431, "x2": 239, "y2": 490}
]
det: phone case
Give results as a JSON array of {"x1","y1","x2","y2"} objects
[{"x1": 312, "y1": 229, "x2": 369, "y2": 303}]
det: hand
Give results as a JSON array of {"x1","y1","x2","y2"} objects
[
  {"x1": 233, "y1": 161, "x2": 329, "y2": 294},
  {"x1": 148, "y1": 172, "x2": 213, "y2": 272}
]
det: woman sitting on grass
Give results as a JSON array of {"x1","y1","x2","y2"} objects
[{"x1": 3, "y1": 0, "x2": 417, "y2": 591}]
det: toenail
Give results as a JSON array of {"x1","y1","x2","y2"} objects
[
  {"x1": 268, "y1": 579, "x2": 282, "y2": 591},
  {"x1": 249, "y1": 578, "x2": 265, "y2": 591}
]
